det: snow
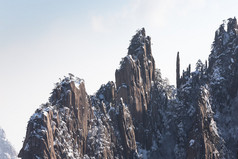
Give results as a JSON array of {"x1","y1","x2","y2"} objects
[
  {"x1": 74, "y1": 81, "x2": 80, "y2": 89},
  {"x1": 0, "y1": 129, "x2": 17, "y2": 158},
  {"x1": 211, "y1": 67, "x2": 224, "y2": 85},
  {"x1": 222, "y1": 32, "x2": 230, "y2": 46},
  {"x1": 234, "y1": 45, "x2": 238, "y2": 52},
  {"x1": 98, "y1": 94, "x2": 104, "y2": 100},
  {"x1": 54, "y1": 74, "x2": 83, "y2": 90},
  {"x1": 210, "y1": 118, "x2": 219, "y2": 137},
  {"x1": 0, "y1": 127, "x2": 6, "y2": 139},
  {"x1": 30, "y1": 112, "x2": 42, "y2": 120},
  {"x1": 24, "y1": 143, "x2": 29, "y2": 151},
  {"x1": 213, "y1": 149, "x2": 220, "y2": 156},
  {"x1": 187, "y1": 105, "x2": 195, "y2": 117},
  {"x1": 138, "y1": 147, "x2": 148, "y2": 159},
  {"x1": 35, "y1": 155, "x2": 41, "y2": 159},
  {"x1": 43, "y1": 111, "x2": 48, "y2": 116},
  {"x1": 151, "y1": 138, "x2": 158, "y2": 151},
  {"x1": 121, "y1": 83, "x2": 127, "y2": 88},
  {"x1": 127, "y1": 55, "x2": 135, "y2": 62},
  {"x1": 189, "y1": 139, "x2": 195, "y2": 147},
  {"x1": 117, "y1": 83, "x2": 128, "y2": 92},
  {"x1": 4, "y1": 153, "x2": 11, "y2": 159}
]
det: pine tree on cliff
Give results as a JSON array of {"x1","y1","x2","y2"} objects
[{"x1": 176, "y1": 52, "x2": 180, "y2": 88}]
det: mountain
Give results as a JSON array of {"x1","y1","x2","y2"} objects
[
  {"x1": 19, "y1": 18, "x2": 238, "y2": 159},
  {"x1": 0, "y1": 127, "x2": 17, "y2": 159}
]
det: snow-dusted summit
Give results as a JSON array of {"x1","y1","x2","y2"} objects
[
  {"x1": 19, "y1": 18, "x2": 238, "y2": 159},
  {"x1": 0, "y1": 127, "x2": 17, "y2": 159}
]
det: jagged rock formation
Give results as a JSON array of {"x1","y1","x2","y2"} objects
[
  {"x1": 173, "y1": 17, "x2": 238, "y2": 159},
  {"x1": 176, "y1": 52, "x2": 180, "y2": 88},
  {"x1": 0, "y1": 127, "x2": 17, "y2": 159},
  {"x1": 19, "y1": 18, "x2": 238, "y2": 159},
  {"x1": 116, "y1": 28, "x2": 155, "y2": 149},
  {"x1": 207, "y1": 17, "x2": 238, "y2": 158},
  {"x1": 18, "y1": 76, "x2": 93, "y2": 158}
]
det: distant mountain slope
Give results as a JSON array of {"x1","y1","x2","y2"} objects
[
  {"x1": 19, "y1": 17, "x2": 238, "y2": 159},
  {"x1": 0, "y1": 127, "x2": 17, "y2": 159}
]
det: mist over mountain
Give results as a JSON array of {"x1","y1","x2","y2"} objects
[
  {"x1": 18, "y1": 17, "x2": 238, "y2": 159},
  {"x1": 0, "y1": 127, "x2": 17, "y2": 159}
]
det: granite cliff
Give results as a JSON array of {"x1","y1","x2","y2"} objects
[{"x1": 19, "y1": 18, "x2": 238, "y2": 158}]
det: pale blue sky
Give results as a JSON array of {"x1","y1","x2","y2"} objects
[{"x1": 0, "y1": 0, "x2": 237, "y2": 153}]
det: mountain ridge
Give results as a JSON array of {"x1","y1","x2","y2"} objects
[
  {"x1": 19, "y1": 17, "x2": 238, "y2": 159},
  {"x1": 0, "y1": 127, "x2": 17, "y2": 159}
]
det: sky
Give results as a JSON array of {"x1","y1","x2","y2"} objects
[{"x1": 0, "y1": 0, "x2": 237, "y2": 153}]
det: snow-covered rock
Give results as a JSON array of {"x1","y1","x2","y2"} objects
[
  {"x1": 0, "y1": 127, "x2": 17, "y2": 159},
  {"x1": 19, "y1": 19, "x2": 238, "y2": 158}
]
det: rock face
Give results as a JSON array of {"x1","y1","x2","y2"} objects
[
  {"x1": 0, "y1": 127, "x2": 17, "y2": 159},
  {"x1": 18, "y1": 76, "x2": 93, "y2": 158},
  {"x1": 172, "y1": 17, "x2": 238, "y2": 159},
  {"x1": 19, "y1": 18, "x2": 238, "y2": 159},
  {"x1": 115, "y1": 28, "x2": 155, "y2": 148}
]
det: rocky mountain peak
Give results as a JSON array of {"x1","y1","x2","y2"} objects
[
  {"x1": 0, "y1": 127, "x2": 6, "y2": 139},
  {"x1": 227, "y1": 17, "x2": 238, "y2": 33},
  {"x1": 19, "y1": 19, "x2": 238, "y2": 158},
  {"x1": 19, "y1": 74, "x2": 93, "y2": 159},
  {"x1": 49, "y1": 73, "x2": 84, "y2": 106},
  {"x1": 115, "y1": 28, "x2": 156, "y2": 149},
  {"x1": 210, "y1": 17, "x2": 238, "y2": 59},
  {"x1": 128, "y1": 28, "x2": 152, "y2": 60},
  {"x1": 208, "y1": 17, "x2": 238, "y2": 99},
  {"x1": 0, "y1": 127, "x2": 17, "y2": 159}
]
